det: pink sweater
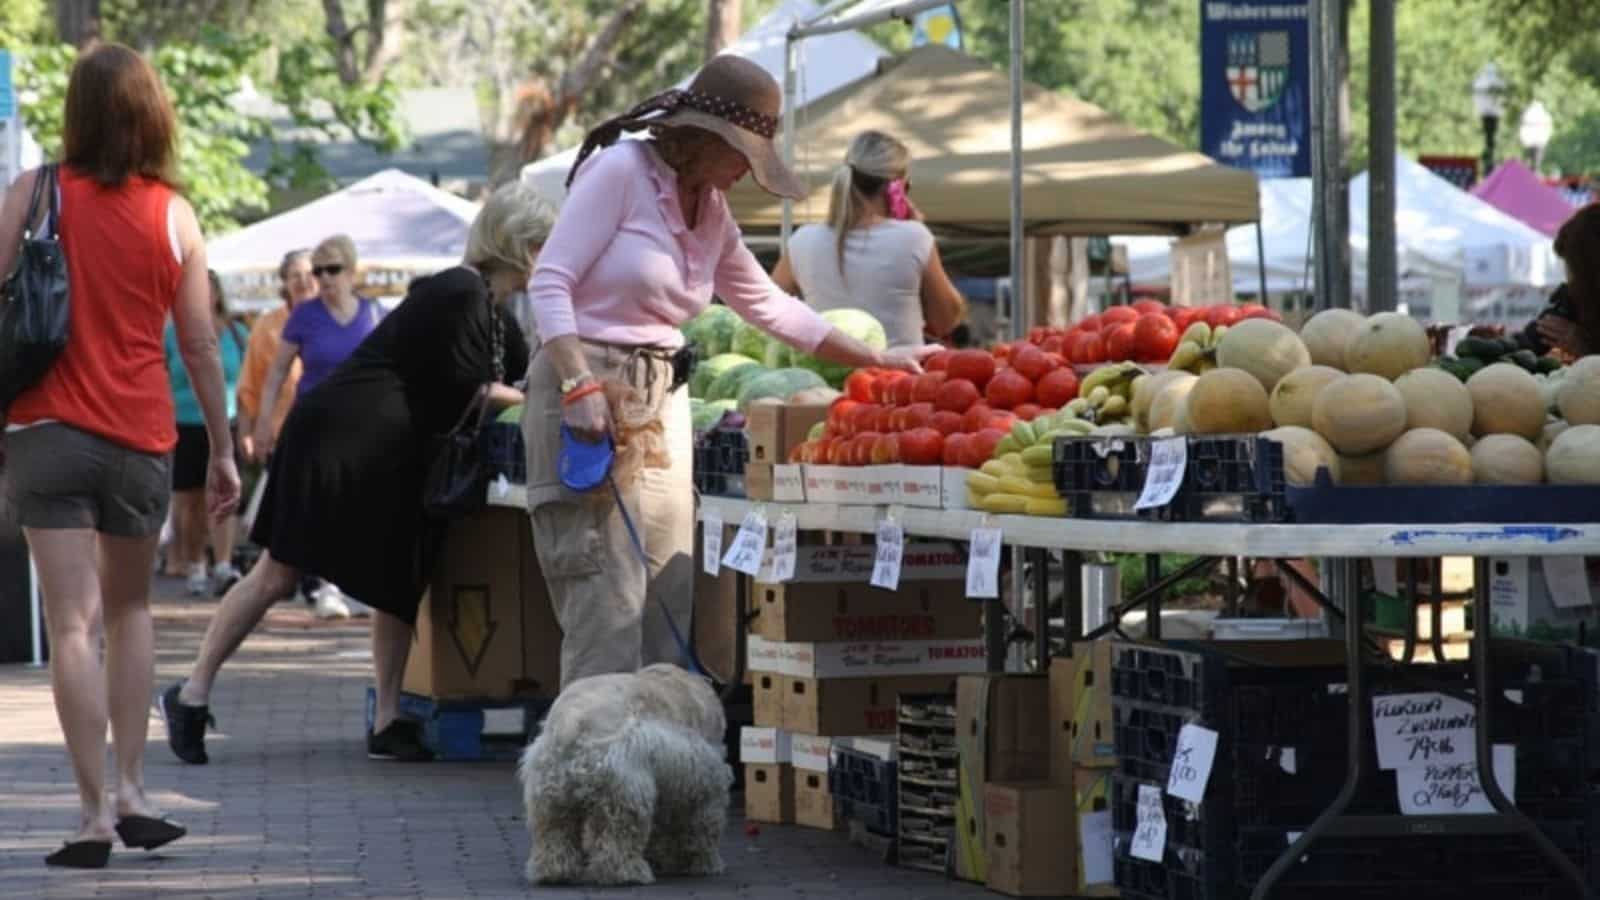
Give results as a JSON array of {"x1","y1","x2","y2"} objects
[{"x1": 528, "y1": 141, "x2": 832, "y2": 353}]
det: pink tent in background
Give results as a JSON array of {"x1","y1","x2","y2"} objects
[{"x1": 1471, "y1": 159, "x2": 1578, "y2": 237}]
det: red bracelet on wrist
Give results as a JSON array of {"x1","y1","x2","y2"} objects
[{"x1": 561, "y1": 382, "x2": 603, "y2": 406}]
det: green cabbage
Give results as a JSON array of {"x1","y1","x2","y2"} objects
[
  {"x1": 730, "y1": 318, "x2": 769, "y2": 361},
  {"x1": 680, "y1": 304, "x2": 740, "y2": 356},
  {"x1": 706, "y1": 361, "x2": 766, "y2": 403},
  {"x1": 689, "y1": 353, "x2": 759, "y2": 399},
  {"x1": 786, "y1": 308, "x2": 887, "y2": 388},
  {"x1": 736, "y1": 368, "x2": 829, "y2": 413}
]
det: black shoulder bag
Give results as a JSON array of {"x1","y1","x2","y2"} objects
[
  {"x1": 421, "y1": 301, "x2": 505, "y2": 518},
  {"x1": 0, "y1": 165, "x2": 70, "y2": 413}
]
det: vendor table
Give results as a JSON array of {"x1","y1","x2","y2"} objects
[{"x1": 694, "y1": 495, "x2": 1600, "y2": 899}]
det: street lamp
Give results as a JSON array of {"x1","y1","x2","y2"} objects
[
  {"x1": 1519, "y1": 100, "x2": 1554, "y2": 175},
  {"x1": 1472, "y1": 62, "x2": 1507, "y2": 182}
]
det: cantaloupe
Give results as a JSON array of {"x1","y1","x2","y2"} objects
[
  {"x1": 1311, "y1": 374, "x2": 1408, "y2": 455},
  {"x1": 1215, "y1": 318, "x2": 1312, "y2": 393},
  {"x1": 1298, "y1": 308, "x2": 1366, "y2": 370},
  {"x1": 1546, "y1": 424, "x2": 1600, "y2": 484},
  {"x1": 1184, "y1": 367, "x2": 1273, "y2": 434},
  {"x1": 1270, "y1": 365, "x2": 1342, "y2": 428},
  {"x1": 1467, "y1": 363, "x2": 1546, "y2": 440},
  {"x1": 1384, "y1": 428, "x2": 1473, "y2": 485},
  {"x1": 1134, "y1": 370, "x2": 1197, "y2": 432},
  {"x1": 1470, "y1": 434, "x2": 1544, "y2": 484},
  {"x1": 1147, "y1": 373, "x2": 1199, "y2": 433},
  {"x1": 1263, "y1": 426, "x2": 1340, "y2": 485},
  {"x1": 1344, "y1": 312, "x2": 1431, "y2": 380},
  {"x1": 1339, "y1": 450, "x2": 1388, "y2": 485},
  {"x1": 1539, "y1": 419, "x2": 1570, "y2": 454},
  {"x1": 1557, "y1": 356, "x2": 1600, "y2": 426},
  {"x1": 1394, "y1": 367, "x2": 1474, "y2": 441}
]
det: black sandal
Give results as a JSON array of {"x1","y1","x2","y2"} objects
[
  {"x1": 114, "y1": 815, "x2": 186, "y2": 851},
  {"x1": 45, "y1": 839, "x2": 111, "y2": 868}
]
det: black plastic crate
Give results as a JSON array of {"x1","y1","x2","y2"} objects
[
  {"x1": 836, "y1": 796, "x2": 895, "y2": 837},
  {"x1": 480, "y1": 422, "x2": 526, "y2": 483},
  {"x1": 1051, "y1": 434, "x2": 1286, "y2": 522},
  {"x1": 830, "y1": 748, "x2": 897, "y2": 809}
]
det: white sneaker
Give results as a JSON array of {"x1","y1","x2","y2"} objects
[
  {"x1": 313, "y1": 586, "x2": 352, "y2": 620},
  {"x1": 185, "y1": 565, "x2": 210, "y2": 597},
  {"x1": 344, "y1": 597, "x2": 373, "y2": 618},
  {"x1": 211, "y1": 562, "x2": 242, "y2": 593}
]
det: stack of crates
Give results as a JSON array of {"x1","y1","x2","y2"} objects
[
  {"x1": 1110, "y1": 639, "x2": 1600, "y2": 899},
  {"x1": 830, "y1": 745, "x2": 898, "y2": 838},
  {"x1": 896, "y1": 693, "x2": 959, "y2": 874},
  {"x1": 693, "y1": 428, "x2": 747, "y2": 497}
]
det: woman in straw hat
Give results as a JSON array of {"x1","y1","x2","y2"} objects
[{"x1": 523, "y1": 54, "x2": 929, "y2": 690}]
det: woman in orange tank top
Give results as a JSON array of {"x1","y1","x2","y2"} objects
[{"x1": 0, "y1": 44, "x2": 240, "y2": 868}]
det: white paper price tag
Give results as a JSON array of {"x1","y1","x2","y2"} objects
[
  {"x1": 1543, "y1": 557, "x2": 1594, "y2": 609},
  {"x1": 1134, "y1": 437, "x2": 1187, "y2": 511},
  {"x1": 1372, "y1": 692, "x2": 1478, "y2": 770},
  {"x1": 1396, "y1": 744, "x2": 1516, "y2": 816},
  {"x1": 966, "y1": 527, "x2": 1003, "y2": 599},
  {"x1": 701, "y1": 509, "x2": 723, "y2": 576},
  {"x1": 721, "y1": 510, "x2": 768, "y2": 576},
  {"x1": 1079, "y1": 810, "x2": 1115, "y2": 885},
  {"x1": 770, "y1": 514, "x2": 798, "y2": 583},
  {"x1": 871, "y1": 518, "x2": 905, "y2": 591},
  {"x1": 1165, "y1": 723, "x2": 1220, "y2": 803},
  {"x1": 1129, "y1": 783, "x2": 1167, "y2": 863}
]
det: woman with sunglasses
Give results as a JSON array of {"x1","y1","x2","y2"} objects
[{"x1": 771, "y1": 130, "x2": 966, "y2": 349}]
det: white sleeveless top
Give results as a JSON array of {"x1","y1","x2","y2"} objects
[{"x1": 787, "y1": 220, "x2": 936, "y2": 349}]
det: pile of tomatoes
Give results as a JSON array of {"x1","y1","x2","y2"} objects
[{"x1": 1026, "y1": 300, "x2": 1282, "y2": 366}]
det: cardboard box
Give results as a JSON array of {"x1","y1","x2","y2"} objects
[
  {"x1": 746, "y1": 402, "x2": 829, "y2": 465},
  {"x1": 739, "y1": 726, "x2": 792, "y2": 765},
  {"x1": 759, "y1": 540, "x2": 967, "y2": 584},
  {"x1": 745, "y1": 462, "x2": 775, "y2": 501},
  {"x1": 784, "y1": 675, "x2": 960, "y2": 736},
  {"x1": 405, "y1": 506, "x2": 562, "y2": 700},
  {"x1": 985, "y1": 783, "x2": 1073, "y2": 897},
  {"x1": 888, "y1": 464, "x2": 944, "y2": 508},
  {"x1": 748, "y1": 635, "x2": 987, "y2": 679},
  {"x1": 941, "y1": 466, "x2": 977, "y2": 510},
  {"x1": 744, "y1": 762, "x2": 795, "y2": 824},
  {"x1": 1049, "y1": 641, "x2": 1116, "y2": 776},
  {"x1": 802, "y1": 464, "x2": 879, "y2": 505},
  {"x1": 954, "y1": 675, "x2": 1052, "y2": 883},
  {"x1": 794, "y1": 768, "x2": 836, "y2": 830},
  {"x1": 749, "y1": 579, "x2": 980, "y2": 642},
  {"x1": 772, "y1": 463, "x2": 806, "y2": 501},
  {"x1": 1072, "y1": 766, "x2": 1118, "y2": 897},
  {"x1": 693, "y1": 525, "x2": 743, "y2": 685},
  {"x1": 791, "y1": 733, "x2": 834, "y2": 773},
  {"x1": 753, "y1": 672, "x2": 786, "y2": 727}
]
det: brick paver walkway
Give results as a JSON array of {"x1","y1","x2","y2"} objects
[{"x1": 0, "y1": 580, "x2": 993, "y2": 900}]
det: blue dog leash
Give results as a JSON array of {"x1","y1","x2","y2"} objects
[{"x1": 609, "y1": 474, "x2": 707, "y2": 678}]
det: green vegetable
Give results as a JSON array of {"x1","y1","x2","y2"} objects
[
  {"x1": 730, "y1": 318, "x2": 770, "y2": 361},
  {"x1": 735, "y1": 368, "x2": 829, "y2": 413},
  {"x1": 1537, "y1": 355, "x2": 1564, "y2": 374},
  {"x1": 691, "y1": 399, "x2": 738, "y2": 433},
  {"x1": 689, "y1": 353, "x2": 759, "y2": 399},
  {"x1": 1506, "y1": 349, "x2": 1539, "y2": 372},
  {"x1": 706, "y1": 362, "x2": 765, "y2": 403},
  {"x1": 785, "y1": 308, "x2": 888, "y2": 388},
  {"x1": 680, "y1": 305, "x2": 740, "y2": 356},
  {"x1": 1455, "y1": 337, "x2": 1501, "y2": 361}
]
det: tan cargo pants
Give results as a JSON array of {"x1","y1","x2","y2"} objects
[{"x1": 521, "y1": 342, "x2": 696, "y2": 690}]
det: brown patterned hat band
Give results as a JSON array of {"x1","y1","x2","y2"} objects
[{"x1": 567, "y1": 88, "x2": 779, "y2": 188}]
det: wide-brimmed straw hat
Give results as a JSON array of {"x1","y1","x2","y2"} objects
[{"x1": 567, "y1": 54, "x2": 806, "y2": 200}]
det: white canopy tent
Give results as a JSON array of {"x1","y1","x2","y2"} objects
[
  {"x1": 519, "y1": 0, "x2": 886, "y2": 208},
  {"x1": 209, "y1": 168, "x2": 481, "y2": 312}
]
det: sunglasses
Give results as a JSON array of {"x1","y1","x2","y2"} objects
[{"x1": 312, "y1": 264, "x2": 345, "y2": 278}]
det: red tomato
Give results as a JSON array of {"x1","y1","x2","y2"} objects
[
  {"x1": 847, "y1": 405, "x2": 879, "y2": 436},
  {"x1": 1040, "y1": 335, "x2": 1066, "y2": 355},
  {"x1": 985, "y1": 411, "x2": 1019, "y2": 433},
  {"x1": 891, "y1": 373, "x2": 917, "y2": 406},
  {"x1": 1011, "y1": 344, "x2": 1060, "y2": 383},
  {"x1": 1132, "y1": 313, "x2": 1181, "y2": 362},
  {"x1": 788, "y1": 441, "x2": 810, "y2": 464},
  {"x1": 992, "y1": 342, "x2": 1015, "y2": 361},
  {"x1": 870, "y1": 433, "x2": 900, "y2": 464},
  {"x1": 967, "y1": 428, "x2": 1006, "y2": 467},
  {"x1": 1132, "y1": 299, "x2": 1168, "y2": 316},
  {"x1": 985, "y1": 369, "x2": 1034, "y2": 410},
  {"x1": 930, "y1": 411, "x2": 966, "y2": 435},
  {"x1": 911, "y1": 371, "x2": 949, "y2": 404},
  {"x1": 1013, "y1": 403, "x2": 1043, "y2": 421},
  {"x1": 867, "y1": 372, "x2": 894, "y2": 403},
  {"x1": 925, "y1": 350, "x2": 952, "y2": 373},
  {"x1": 899, "y1": 427, "x2": 945, "y2": 465},
  {"x1": 1238, "y1": 303, "x2": 1282, "y2": 322},
  {"x1": 962, "y1": 402, "x2": 995, "y2": 434},
  {"x1": 1169, "y1": 306, "x2": 1203, "y2": 330},
  {"x1": 828, "y1": 399, "x2": 862, "y2": 437},
  {"x1": 1027, "y1": 326, "x2": 1048, "y2": 344},
  {"x1": 843, "y1": 369, "x2": 877, "y2": 403},
  {"x1": 851, "y1": 433, "x2": 881, "y2": 466},
  {"x1": 941, "y1": 432, "x2": 970, "y2": 466},
  {"x1": 935, "y1": 378, "x2": 981, "y2": 414},
  {"x1": 1035, "y1": 367, "x2": 1081, "y2": 408},
  {"x1": 905, "y1": 402, "x2": 935, "y2": 430},
  {"x1": 826, "y1": 437, "x2": 852, "y2": 465},
  {"x1": 1069, "y1": 331, "x2": 1106, "y2": 365},
  {"x1": 1100, "y1": 306, "x2": 1140, "y2": 327},
  {"x1": 1077, "y1": 314, "x2": 1102, "y2": 332},
  {"x1": 1206, "y1": 305, "x2": 1244, "y2": 327},
  {"x1": 1104, "y1": 323, "x2": 1138, "y2": 362},
  {"x1": 946, "y1": 350, "x2": 997, "y2": 388},
  {"x1": 877, "y1": 406, "x2": 900, "y2": 433}
]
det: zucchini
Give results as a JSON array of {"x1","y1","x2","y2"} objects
[{"x1": 978, "y1": 493, "x2": 1030, "y2": 514}]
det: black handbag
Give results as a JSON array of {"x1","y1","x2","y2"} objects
[
  {"x1": 0, "y1": 165, "x2": 69, "y2": 413},
  {"x1": 422, "y1": 383, "x2": 492, "y2": 518}
]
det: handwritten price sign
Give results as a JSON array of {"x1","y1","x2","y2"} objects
[
  {"x1": 1165, "y1": 723, "x2": 1219, "y2": 803},
  {"x1": 1129, "y1": 783, "x2": 1167, "y2": 863},
  {"x1": 966, "y1": 527, "x2": 1003, "y2": 598},
  {"x1": 871, "y1": 519, "x2": 904, "y2": 591},
  {"x1": 701, "y1": 509, "x2": 723, "y2": 576},
  {"x1": 721, "y1": 510, "x2": 769, "y2": 577}
]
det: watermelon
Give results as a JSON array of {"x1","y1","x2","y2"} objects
[
  {"x1": 680, "y1": 304, "x2": 740, "y2": 356},
  {"x1": 735, "y1": 368, "x2": 829, "y2": 413},
  {"x1": 689, "y1": 353, "x2": 759, "y2": 399},
  {"x1": 705, "y1": 362, "x2": 766, "y2": 403},
  {"x1": 786, "y1": 308, "x2": 888, "y2": 388}
]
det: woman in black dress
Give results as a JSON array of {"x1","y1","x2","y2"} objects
[{"x1": 163, "y1": 183, "x2": 552, "y2": 762}]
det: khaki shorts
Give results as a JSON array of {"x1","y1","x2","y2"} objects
[{"x1": 3, "y1": 423, "x2": 172, "y2": 537}]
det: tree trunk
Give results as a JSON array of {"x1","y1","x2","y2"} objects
[
  {"x1": 512, "y1": 0, "x2": 647, "y2": 169},
  {"x1": 705, "y1": 0, "x2": 741, "y2": 61},
  {"x1": 54, "y1": 0, "x2": 102, "y2": 49},
  {"x1": 322, "y1": 0, "x2": 401, "y2": 87}
]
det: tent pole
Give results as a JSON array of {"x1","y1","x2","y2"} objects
[
  {"x1": 1008, "y1": 0, "x2": 1025, "y2": 342},
  {"x1": 1367, "y1": 0, "x2": 1397, "y2": 314},
  {"x1": 781, "y1": 29, "x2": 797, "y2": 246},
  {"x1": 790, "y1": 0, "x2": 957, "y2": 39},
  {"x1": 1256, "y1": 220, "x2": 1269, "y2": 307}
]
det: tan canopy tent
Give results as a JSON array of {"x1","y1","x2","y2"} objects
[{"x1": 727, "y1": 45, "x2": 1259, "y2": 236}]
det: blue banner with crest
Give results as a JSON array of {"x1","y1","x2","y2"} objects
[{"x1": 1200, "y1": 2, "x2": 1311, "y2": 178}]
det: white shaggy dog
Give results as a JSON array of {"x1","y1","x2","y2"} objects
[{"x1": 517, "y1": 664, "x2": 731, "y2": 886}]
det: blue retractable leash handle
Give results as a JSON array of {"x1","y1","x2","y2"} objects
[{"x1": 559, "y1": 425, "x2": 708, "y2": 679}]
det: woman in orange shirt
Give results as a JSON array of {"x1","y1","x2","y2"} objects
[
  {"x1": 235, "y1": 249, "x2": 314, "y2": 463},
  {"x1": 0, "y1": 44, "x2": 240, "y2": 868}
]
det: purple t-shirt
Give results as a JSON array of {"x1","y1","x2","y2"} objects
[{"x1": 282, "y1": 296, "x2": 382, "y2": 399}]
